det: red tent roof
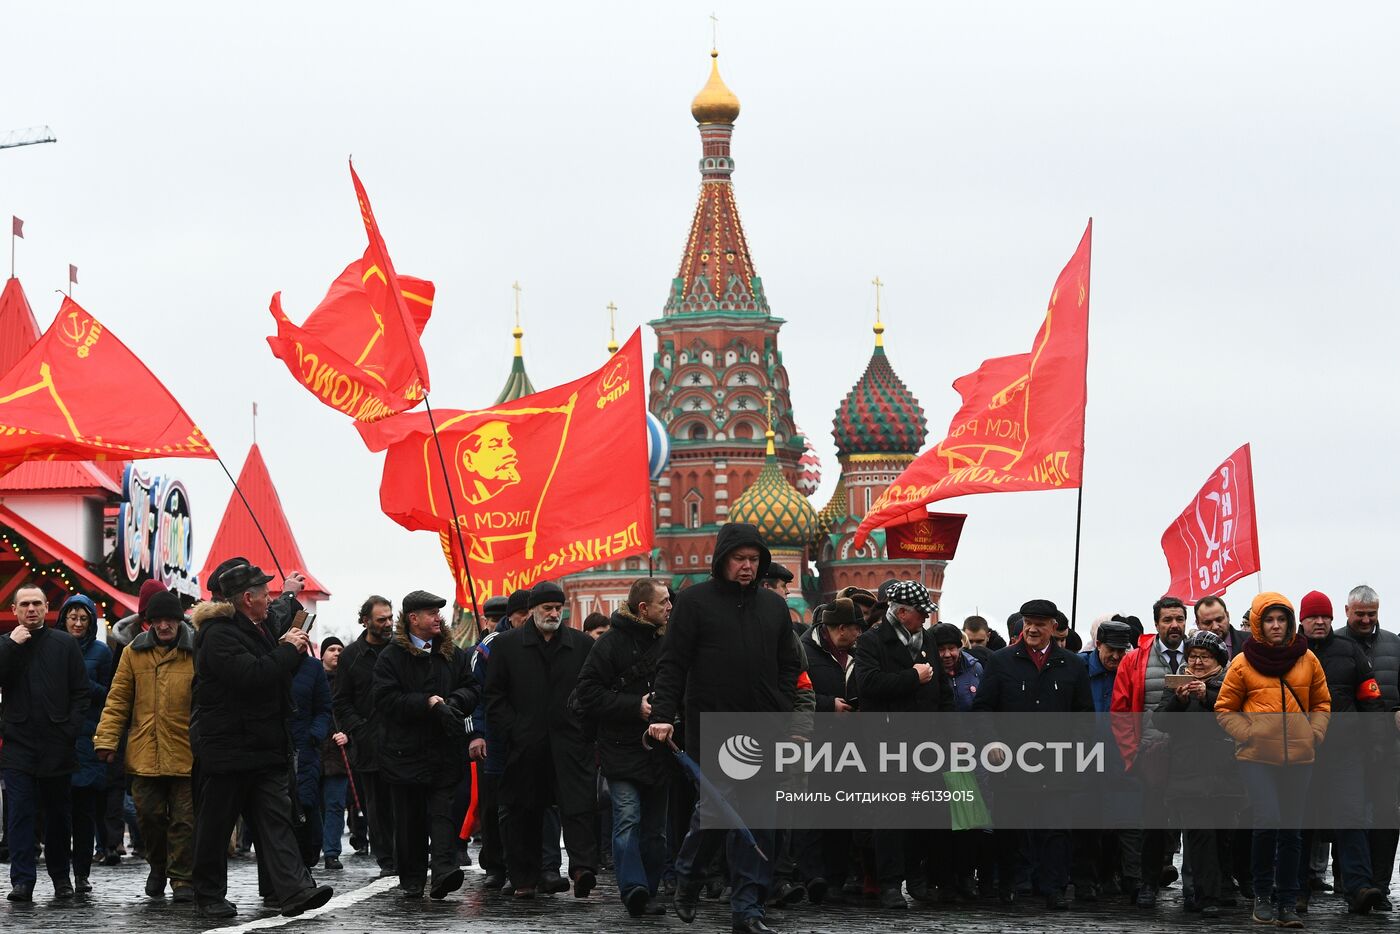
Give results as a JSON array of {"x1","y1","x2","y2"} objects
[
  {"x1": 198, "y1": 444, "x2": 329, "y2": 601},
  {"x1": 0, "y1": 277, "x2": 41, "y2": 374}
]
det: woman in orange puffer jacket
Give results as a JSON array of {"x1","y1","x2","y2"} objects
[{"x1": 1214, "y1": 592, "x2": 1330, "y2": 928}]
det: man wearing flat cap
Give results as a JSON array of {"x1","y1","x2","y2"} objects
[
  {"x1": 484, "y1": 580, "x2": 599, "y2": 899},
  {"x1": 852, "y1": 580, "x2": 954, "y2": 909},
  {"x1": 372, "y1": 590, "x2": 480, "y2": 900},
  {"x1": 972, "y1": 598, "x2": 1093, "y2": 910},
  {"x1": 760, "y1": 563, "x2": 793, "y2": 598},
  {"x1": 189, "y1": 563, "x2": 332, "y2": 919},
  {"x1": 207, "y1": 555, "x2": 308, "y2": 640}
]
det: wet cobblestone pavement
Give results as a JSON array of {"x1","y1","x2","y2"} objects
[{"x1": 3, "y1": 844, "x2": 1396, "y2": 933}]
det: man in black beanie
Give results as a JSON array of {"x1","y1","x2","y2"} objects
[{"x1": 484, "y1": 580, "x2": 598, "y2": 899}]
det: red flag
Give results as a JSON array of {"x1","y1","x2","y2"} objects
[
  {"x1": 11, "y1": 217, "x2": 22, "y2": 239},
  {"x1": 1160, "y1": 443, "x2": 1260, "y2": 602},
  {"x1": 0, "y1": 297, "x2": 215, "y2": 472},
  {"x1": 855, "y1": 222, "x2": 1092, "y2": 548},
  {"x1": 68, "y1": 264, "x2": 77, "y2": 285},
  {"x1": 361, "y1": 329, "x2": 653, "y2": 602},
  {"x1": 267, "y1": 247, "x2": 434, "y2": 423},
  {"x1": 885, "y1": 511, "x2": 967, "y2": 561},
  {"x1": 349, "y1": 161, "x2": 430, "y2": 395}
]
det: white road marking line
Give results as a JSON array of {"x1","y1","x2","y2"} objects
[{"x1": 201, "y1": 876, "x2": 399, "y2": 934}]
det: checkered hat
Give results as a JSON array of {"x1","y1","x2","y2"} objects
[{"x1": 885, "y1": 579, "x2": 938, "y2": 615}]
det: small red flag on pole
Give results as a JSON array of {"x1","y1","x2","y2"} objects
[
  {"x1": 67, "y1": 264, "x2": 78, "y2": 295},
  {"x1": 11, "y1": 217, "x2": 22, "y2": 239},
  {"x1": 1160, "y1": 443, "x2": 1260, "y2": 603}
]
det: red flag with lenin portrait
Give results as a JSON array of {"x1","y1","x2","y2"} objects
[
  {"x1": 1161, "y1": 443, "x2": 1260, "y2": 603},
  {"x1": 266, "y1": 161, "x2": 433, "y2": 424},
  {"x1": 359, "y1": 329, "x2": 653, "y2": 603},
  {"x1": 854, "y1": 222, "x2": 1092, "y2": 548},
  {"x1": 0, "y1": 297, "x2": 216, "y2": 473}
]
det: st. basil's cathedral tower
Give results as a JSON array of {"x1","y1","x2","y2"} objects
[
  {"x1": 561, "y1": 49, "x2": 940, "y2": 623},
  {"x1": 648, "y1": 50, "x2": 810, "y2": 585}
]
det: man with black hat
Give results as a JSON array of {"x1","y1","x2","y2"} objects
[
  {"x1": 207, "y1": 555, "x2": 308, "y2": 639},
  {"x1": 648, "y1": 523, "x2": 802, "y2": 934},
  {"x1": 760, "y1": 564, "x2": 793, "y2": 598},
  {"x1": 1072, "y1": 619, "x2": 1134, "y2": 901},
  {"x1": 333, "y1": 595, "x2": 397, "y2": 877},
  {"x1": 485, "y1": 580, "x2": 599, "y2": 899},
  {"x1": 972, "y1": 598, "x2": 1093, "y2": 909},
  {"x1": 853, "y1": 580, "x2": 954, "y2": 909},
  {"x1": 189, "y1": 563, "x2": 332, "y2": 919},
  {"x1": 466, "y1": 588, "x2": 533, "y2": 890},
  {"x1": 482, "y1": 595, "x2": 510, "y2": 630},
  {"x1": 372, "y1": 590, "x2": 480, "y2": 900}
]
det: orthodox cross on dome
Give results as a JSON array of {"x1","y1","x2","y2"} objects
[
  {"x1": 871, "y1": 274, "x2": 886, "y2": 348},
  {"x1": 607, "y1": 301, "x2": 619, "y2": 355},
  {"x1": 764, "y1": 389, "x2": 776, "y2": 451},
  {"x1": 710, "y1": 11, "x2": 719, "y2": 49}
]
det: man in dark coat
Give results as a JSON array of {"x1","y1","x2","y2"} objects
[
  {"x1": 576, "y1": 577, "x2": 672, "y2": 917},
  {"x1": 853, "y1": 580, "x2": 954, "y2": 909},
  {"x1": 289, "y1": 643, "x2": 333, "y2": 868},
  {"x1": 318, "y1": 636, "x2": 349, "y2": 871},
  {"x1": 648, "y1": 522, "x2": 801, "y2": 934},
  {"x1": 794, "y1": 596, "x2": 865, "y2": 902},
  {"x1": 465, "y1": 588, "x2": 543, "y2": 890},
  {"x1": 485, "y1": 580, "x2": 599, "y2": 899},
  {"x1": 332, "y1": 595, "x2": 397, "y2": 877},
  {"x1": 1334, "y1": 584, "x2": 1398, "y2": 902},
  {"x1": 0, "y1": 584, "x2": 87, "y2": 902},
  {"x1": 972, "y1": 598, "x2": 1094, "y2": 910},
  {"x1": 1298, "y1": 590, "x2": 1387, "y2": 914},
  {"x1": 372, "y1": 590, "x2": 480, "y2": 900},
  {"x1": 189, "y1": 564, "x2": 332, "y2": 919}
]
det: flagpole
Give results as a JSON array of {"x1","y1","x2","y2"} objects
[
  {"x1": 1070, "y1": 486, "x2": 1084, "y2": 631},
  {"x1": 215, "y1": 455, "x2": 286, "y2": 580},
  {"x1": 422, "y1": 392, "x2": 484, "y2": 623}
]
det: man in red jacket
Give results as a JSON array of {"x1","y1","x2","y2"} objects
[{"x1": 1111, "y1": 596, "x2": 1188, "y2": 908}]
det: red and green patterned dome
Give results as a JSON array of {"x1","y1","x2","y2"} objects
[{"x1": 832, "y1": 323, "x2": 927, "y2": 457}]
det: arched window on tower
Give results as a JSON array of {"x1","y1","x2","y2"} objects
[
  {"x1": 732, "y1": 422, "x2": 753, "y2": 440},
  {"x1": 689, "y1": 502, "x2": 700, "y2": 529},
  {"x1": 689, "y1": 424, "x2": 708, "y2": 441}
]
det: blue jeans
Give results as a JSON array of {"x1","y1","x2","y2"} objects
[
  {"x1": 1240, "y1": 761, "x2": 1312, "y2": 905},
  {"x1": 673, "y1": 780, "x2": 773, "y2": 923},
  {"x1": 610, "y1": 778, "x2": 668, "y2": 901},
  {"x1": 322, "y1": 775, "x2": 348, "y2": 858},
  {"x1": 3, "y1": 770, "x2": 72, "y2": 888}
]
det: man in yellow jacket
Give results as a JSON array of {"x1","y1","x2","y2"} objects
[
  {"x1": 1215, "y1": 592, "x2": 1330, "y2": 929},
  {"x1": 94, "y1": 591, "x2": 196, "y2": 902}
]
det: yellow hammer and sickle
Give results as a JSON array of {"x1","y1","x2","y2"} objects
[{"x1": 0, "y1": 362, "x2": 83, "y2": 439}]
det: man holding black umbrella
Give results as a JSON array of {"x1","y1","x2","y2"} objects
[{"x1": 648, "y1": 523, "x2": 801, "y2": 934}]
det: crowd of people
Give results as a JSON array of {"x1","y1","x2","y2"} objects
[{"x1": 0, "y1": 523, "x2": 1393, "y2": 934}]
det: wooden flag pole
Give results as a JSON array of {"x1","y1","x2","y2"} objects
[{"x1": 422, "y1": 393, "x2": 484, "y2": 623}]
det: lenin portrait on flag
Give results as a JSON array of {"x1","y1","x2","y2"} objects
[
  {"x1": 456, "y1": 421, "x2": 522, "y2": 505},
  {"x1": 428, "y1": 397, "x2": 577, "y2": 564}
]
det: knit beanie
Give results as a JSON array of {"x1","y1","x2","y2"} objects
[
  {"x1": 138, "y1": 580, "x2": 168, "y2": 617},
  {"x1": 320, "y1": 635, "x2": 344, "y2": 656},
  {"x1": 1299, "y1": 590, "x2": 1333, "y2": 621}
]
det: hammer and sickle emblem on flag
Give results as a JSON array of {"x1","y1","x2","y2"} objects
[{"x1": 0, "y1": 362, "x2": 82, "y2": 438}]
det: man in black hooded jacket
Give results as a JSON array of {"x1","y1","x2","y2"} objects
[{"x1": 648, "y1": 523, "x2": 801, "y2": 934}]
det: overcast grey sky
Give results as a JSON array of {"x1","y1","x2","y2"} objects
[{"x1": 4, "y1": 2, "x2": 1397, "y2": 640}]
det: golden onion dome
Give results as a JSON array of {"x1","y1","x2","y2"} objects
[
  {"x1": 728, "y1": 430, "x2": 817, "y2": 549},
  {"x1": 691, "y1": 50, "x2": 741, "y2": 125}
]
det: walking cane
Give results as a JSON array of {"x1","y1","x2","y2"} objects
[{"x1": 338, "y1": 744, "x2": 363, "y2": 814}]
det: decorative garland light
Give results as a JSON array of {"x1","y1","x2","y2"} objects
[{"x1": 0, "y1": 524, "x2": 116, "y2": 621}]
